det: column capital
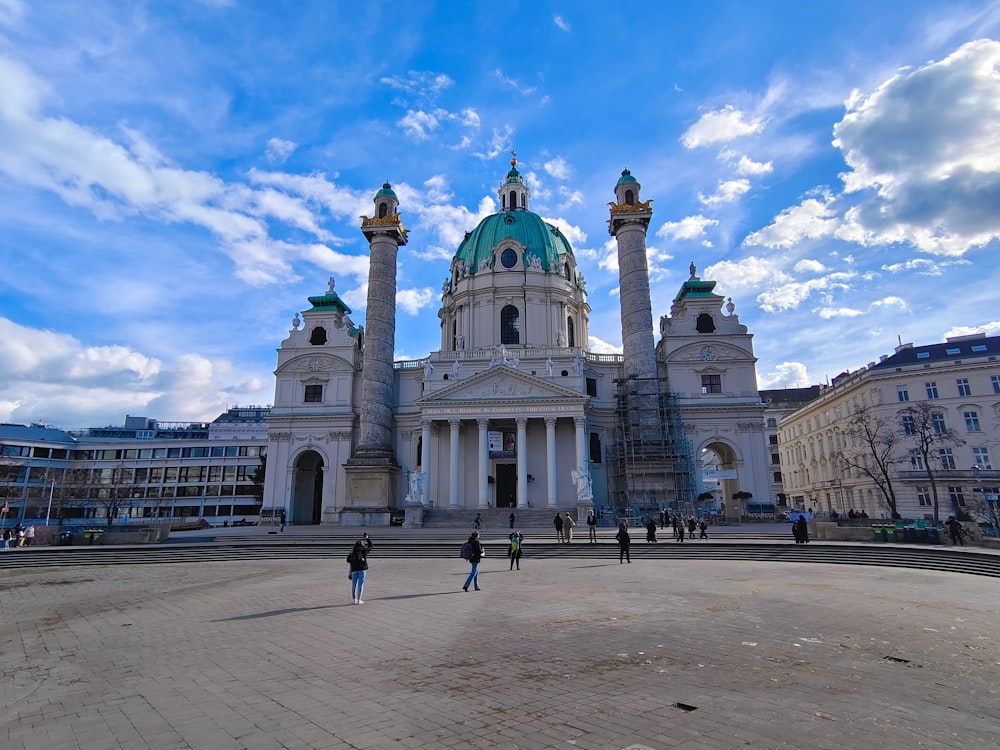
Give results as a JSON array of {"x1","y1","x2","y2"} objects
[
  {"x1": 544, "y1": 417, "x2": 557, "y2": 428},
  {"x1": 449, "y1": 418, "x2": 461, "y2": 429},
  {"x1": 573, "y1": 416, "x2": 587, "y2": 428},
  {"x1": 421, "y1": 419, "x2": 433, "y2": 429},
  {"x1": 516, "y1": 416, "x2": 528, "y2": 428},
  {"x1": 477, "y1": 418, "x2": 490, "y2": 430}
]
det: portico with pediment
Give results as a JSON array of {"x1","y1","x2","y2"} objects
[{"x1": 415, "y1": 365, "x2": 590, "y2": 509}]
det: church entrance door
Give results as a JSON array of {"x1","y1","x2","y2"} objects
[
  {"x1": 292, "y1": 450, "x2": 324, "y2": 525},
  {"x1": 495, "y1": 464, "x2": 516, "y2": 508}
]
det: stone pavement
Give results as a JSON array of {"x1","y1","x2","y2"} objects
[{"x1": 1, "y1": 552, "x2": 998, "y2": 749}]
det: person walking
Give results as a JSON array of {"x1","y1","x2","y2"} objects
[
  {"x1": 25, "y1": 525, "x2": 35, "y2": 546},
  {"x1": 553, "y1": 513, "x2": 565, "y2": 543},
  {"x1": 676, "y1": 519, "x2": 685, "y2": 543},
  {"x1": 699, "y1": 520, "x2": 708, "y2": 539},
  {"x1": 586, "y1": 510, "x2": 598, "y2": 543},
  {"x1": 473, "y1": 512, "x2": 483, "y2": 531},
  {"x1": 794, "y1": 515, "x2": 809, "y2": 544},
  {"x1": 671, "y1": 516, "x2": 679, "y2": 540},
  {"x1": 945, "y1": 516, "x2": 965, "y2": 546},
  {"x1": 645, "y1": 517, "x2": 658, "y2": 543},
  {"x1": 279, "y1": 509, "x2": 286, "y2": 532},
  {"x1": 508, "y1": 512, "x2": 516, "y2": 529},
  {"x1": 563, "y1": 512, "x2": 576, "y2": 543},
  {"x1": 462, "y1": 531, "x2": 485, "y2": 591},
  {"x1": 687, "y1": 517, "x2": 697, "y2": 540},
  {"x1": 508, "y1": 530, "x2": 523, "y2": 571},
  {"x1": 346, "y1": 534, "x2": 373, "y2": 604},
  {"x1": 1, "y1": 528, "x2": 11, "y2": 550},
  {"x1": 615, "y1": 521, "x2": 631, "y2": 563}
]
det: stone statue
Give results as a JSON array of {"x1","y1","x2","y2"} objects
[
  {"x1": 571, "y1": 466, "x2": 593, "y2": 501},
  {"x1": 442, "y1": 278, "x2": 451, "y2": 294},
  {"x1": 451, "y1": 360, "x2": 460, "y2": 379},
  {"x1": 327, "y1": 276, "x2": 336, "y2": 293},
  {"x1": 572, "y1": 356, "x2": 583, "y2": 375},
  {"x1": 423, "y1": 360, "x2": 434, "y2": 379},
  {"x1": 556, "y1": 329, "x2": 566, "y2": 347},
  {"x1": 456, "y1": 334, "x2": 465, "y2": 350},
  {"x1": 689, "y1": 262, "x2": 696, "y2": 279},
  {"x1": 291, "y1": 313, "x2": 301, "y2": 330},
  {"x1": 545, "y1": 356, "x2": 554, "y2": 376},
  {"x1": 405, "y1": 469, "x2": 424, "y2": 505},
  {"x1": 726, "y1": 297, "x2": 736, "y2": 315},
  {"x1": 528, "y1": 254, "x2": 542, "y2": 270}
]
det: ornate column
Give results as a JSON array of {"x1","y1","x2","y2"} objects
[
  {"x1": 478, "y1": 418, "x2": 490, "y2": 509},
  {"x1": 516, "y1": 417, "x2": 528, "y2": 509},
  {"x1": 421, "y1": 420, "x2": 432, "y2": 506},
  {"x1": 343, "y1": 182, "x2": 408, "y2": 522},
  {"x1": 449, "y1": 419, "x2": 460, "y2": 508},
  {"x1": 545, "y1": 417, "x2": 558, "y2": 507}
]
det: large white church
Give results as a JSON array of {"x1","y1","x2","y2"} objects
[{"x1": 261, "y1": 159, "x2": 770, "y2": 525}]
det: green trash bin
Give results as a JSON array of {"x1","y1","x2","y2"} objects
[{"x1": 872, "y1": 525, "x2": 885, "y2": 542}]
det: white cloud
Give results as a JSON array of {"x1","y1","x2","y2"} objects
[
  {"x1": 831, "y1": 39, "x2": 1000, "y2": 256},
  {"x1": 553, "y1": 15, "x2": 570, "y2": 32},
  {"x1": 657, "y1": 214, "x2": 719, "y2": 241},
  {"x1": 380, "y1": 71, "x2": 453, "y2": 104},
  {"x1": 265, "y1": 137, "x2": 297, "y2": 165},
  {"x1": 596, "y1": 238, "x2": 620, "y2": 273},
  {"x1": 817, "y1": 307, "x2": 863, "y2": 319},
  {"x1": 793, "y1": 259, "x2": 827, "y2": 273},
  {"x1": 0, "y1": 0, "x2": 25, "y2": 26},
  {"x1": 681, "y1": 105, "x2": 764, "y2": 148},
  {"x1": 588, "y1": 335, "x2": 621, "y2": 354},
  {"x1": 556, "y1": 186, "x2": 584, "y2": 209},
  {"x1": 757, "y1": 361, "x2": 811, "y2": 389},
  {"x1": 541, "y1": 216, "x2": 587, "y2": 247},
  {"x1": 705, "y1": 256, "x2": 791, "y2": 292},
  {"x1": 756, "y1": 272, "x2": 856, "y2": 313},
  {"x1": 880, "y1": 258, "x2": 945, "y2": 275},
  {"x1": 735, "y1": 155, "x2": 773, "y2": 176},
  {"x1": 870, "y1": 296, "x2": 909, "y2": 312},
  {"x1": 699, "y1": 178, "x2": 751, "y2": 206},
  {"x1": 396, "y1": 287, "x2": 435, "y2": 315},
  {"x1": 398, "y1": 109, "x2": 440, "y2": 140},
  {"x1": 495, "y1": 69, "x2": 537, "y2": 96},
  {"x1": 944, "y1": 321, "x2": 1000, "y2": 338},
  {"x1": 544, "y1": 156, "x2": 572, "y2": 180},
  {"x1": 0, "y1": 317, "x2": 269, "y2": 427},
  {"x1": 743, "y1": 195, "x2": 839, "y2": 247},
  {"x1": 474, "y1": 125, "x2": 514, "y2": 160}
]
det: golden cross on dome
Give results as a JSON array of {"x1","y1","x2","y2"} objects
[{"x1": 510, "y1": 149, "x2": 517, "y2": 168}]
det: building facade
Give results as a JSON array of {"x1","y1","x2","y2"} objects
[
  {"x1": 263, "y1": 161, "x2": 772, "y2": 524},
  {"x1": 0, "y1": 407, "x2": 268, "y2": 526},
  {"x1": 777, "y1": 334, "x2": 1000, "y2": 521}
]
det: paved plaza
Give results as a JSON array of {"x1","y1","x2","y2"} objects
[{"x1": 1, "y1": 549, "x2": 998, "y2": 749}]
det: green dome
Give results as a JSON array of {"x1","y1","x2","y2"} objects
[
  {"x1": 506, "y1": 165, "x2": 522, "y2": 182},
  {"x1": 375, "y1": 181, "x2": 397, "y2": 199},
  {"x1": 616, "y1": 168, "x2": 638, "y2": 185},
  {"x1": 454, "y1": 210, "x2": 573, "y2": 272}
]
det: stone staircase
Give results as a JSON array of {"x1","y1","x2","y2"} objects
[{"x1": 421, "y1": 507, "x2": 574, "y2": 529}]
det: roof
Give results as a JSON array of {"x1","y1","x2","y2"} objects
[
  {"x1": 454, "y1": 210, "x2": 574, "y2": 272},
  {"x1": 374, "y1": 181, "x2": 397, "y2": 200},
  {"x1": 0, "y1": 423, "x2": 77, "y2": 443},
  {"x1": 870, "y1": 334, "x2": 1000, "y2": 369},
  {"x1": 672, "y1": 277, "x2": 717, "y2": 302},
  {"x1": 616, "y1": 168, "x2": 638, "y2": 186}
]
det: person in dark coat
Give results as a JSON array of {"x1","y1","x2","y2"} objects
[
  {"x1": 463, "y1": 531, "x2": 485, "y2": 590},
  {"x1": 615, "y1": 522, "x2": 631, "y2": 563},
  {"x1": 509, "y1": 512, "x2": 516, "y2": 529},
  {"x1": 794, "y1": 516, "x2": 809, "y2": 544},
  {"x1": 645, "y1": 517, "x2": 658, "y2": 543},
  {"x1": 699, "y1": 520, "x2": 708, "y2": 539},
  {"x1": 347, "y1": 534, "x2": 373, "y2": 604},
  {"x1": 554, "y1": 513, "x2": 565, "y2": 543},
  {"x1": 687, "y1": 517, "x2": 697, "y2": 540},
  {"x1": 945, "y1": 516, "x2": 965, "y2": 546}
]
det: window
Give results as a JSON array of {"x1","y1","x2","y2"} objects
[
  {"x1": 901, "y1": 415, "x2": 916, "y2": 435},
  {"x1": 909, "y1": 451, "x2": 924, "y2": 470},
  {"x1": 925, "y1": 381, "x2": 938, "y2": 399},
  {"x1": 500, "y1": 305, "x2": 520, "y2": 345},
  {"x1": 586, "y1": 377, "x2": 597, "y2": 397},
  {"x1": 972, "y1": 344, "x2": 988, "y2": 352},
  {"x1": 916, "y1": 486, "x2": 931, "y2": 506},
  {"x1": 309, "y1": 327, "x2": 327, "y2": 345},
  {"x1": 897, "y1": 385, "x2": 909, "y2": 402},
  {"x1": 567, "y1": 317, "x2": 575, "y2": 348},
  {"x1": 992, "y1": 375, "x2": 1000, "y2": 394},
  {"x1": 947, "y1": 486, "x2": 966, "y2": 507},
  {"x1": 939, "y1": 449, "x2": 956, "y2": 470},
  {"x1": 500, "y1": 248, "x2": 518, "y2": 269},
  {"x1": 696, "y1": 313, "x2": 716, "y2": 333},
  {"x1": 768, "y1": 435, "x2": 779, "y2": 445},
  {"x1": 957, "y1": 378, "x2": 971, "y2": 396},
  {"x1": 946, "y1": 347, "x2": 961, "y2": 355},
  {"x1": 304, "y1": 384, "x2": 323, "y2": 403},
  {"x1": 964, "y1": 411, "x2": 981, "y2": 432},
  {"x1": 624, "y1": 189, "x2": 634, "y2": 204},
  {"x1": 701, "y1": 374, "x2": 722, "y2": 394},
  {"x1": 916, "y1": 352, "x2": 930, "y2": 359},
  {"x1": 931, "y1": 413, "x2": 947, "y2": 434},
  {"x1": 972, "y1": 447, "x2": 991, "y2": 469},
  {"x1": 589, "y1": 432, "x2": 602, "y2": 464},
  {"x1": 770, "y1": 453, "x2": 781, "y2": 465},
  {"x1": 773, "y1": 471, "x2": 782, "y2": 482},
  {"x1": 766, "y1": 417, "x2": 777, "y2": 428}
]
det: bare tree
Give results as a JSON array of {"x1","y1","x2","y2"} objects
[
  {"x1": 900, "y1": 402, "x2": 966, "y2": 523},
  {"x1": 83, "y1": 464, "x2": 140, "y2": 526},
  {"x1": 841, "y1": 405, "x2": 907, "y2": 518}
]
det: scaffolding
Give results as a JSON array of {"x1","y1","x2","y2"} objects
[{"x1": 607, "y1": 374, "x2": 697, "y2": 518}]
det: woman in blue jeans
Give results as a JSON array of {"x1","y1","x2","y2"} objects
[
  {"x1": 347, "y1": 535, "x2": 372, "y2": 604},
  {"x1": 463, "y1": 531, "x2": 485, "y2": 591}
]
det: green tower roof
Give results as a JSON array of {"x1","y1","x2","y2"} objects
[
  {"x1": 374, "y1": 181, "x2": 397, "y2": 199},
  {"x1": 454, "y1": 210, "x2": 573, "y2": 273},
  {"x1": 616, "y1": 168, "x2": 638, "y2": 186}
]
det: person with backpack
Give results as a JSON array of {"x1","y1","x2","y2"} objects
[
  {"x1": 508, "y1": 530, "x2": 523, "y2": 571},
  {"x1": 461, "y1": 530, "x2": 485, "y2": 591},
  {"x1": 346, "y1": 534, "x2": 373, "y2": 604},
  {"x1": 553, "y1": 513, "x2": 564, "y2": 542},
  {"x1": 586, "y1": 510, "x2": 598, "y2": 543}
]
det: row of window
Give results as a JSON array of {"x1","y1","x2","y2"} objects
[
  {"x1": 907, "y1": 448, "x2": 992, "y2": 470},
  {"x1": 900, "y1": 410, "x2": 983, "y2": 434},
  {"x1": 897, "y1": 376, "x2": 1000, "y2": 401}
]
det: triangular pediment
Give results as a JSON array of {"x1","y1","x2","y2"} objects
[{"x1": 418, "y1": 365, "x2": 587, "y2": 405}]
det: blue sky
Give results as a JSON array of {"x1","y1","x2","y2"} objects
[{"x1": 1, "y1": 1, "x2": 1000, "y2": 430}]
